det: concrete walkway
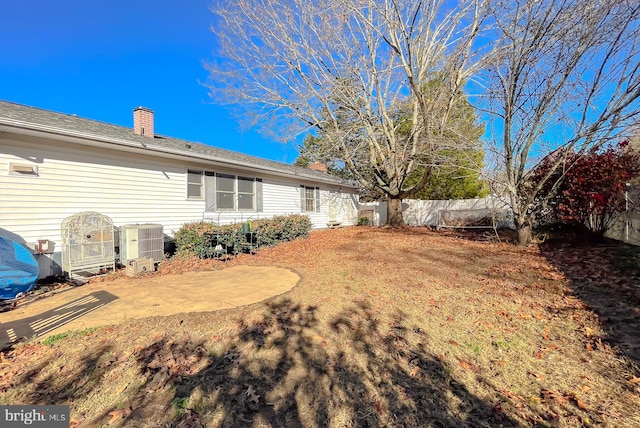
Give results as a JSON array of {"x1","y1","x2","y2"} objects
[{"x1": 0, "y1": 266, "x2": 299, "y2": 346}]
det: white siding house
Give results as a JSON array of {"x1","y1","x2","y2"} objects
[{"x1": 0, "y1": 101, "x2": 359, "y2": 277}]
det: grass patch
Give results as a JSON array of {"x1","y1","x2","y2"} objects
[
  {"x1": 41, "y1": 333, "x2": 70, "y2": 346},
  {"x1": 42, "y1": 327, "x2": 97, "y2": 345},
  {"x1": 170, "y1": 396, "x2": 190, "y2": 417},
  {"x1": 1, "y1": 227, "x2": 639, "y2": 427}
]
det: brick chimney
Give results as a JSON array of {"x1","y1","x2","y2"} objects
[
  {"x1": 308, "y1": 162, "x2": 328, "y2": 173},
  {"x1": 133, "y1": 106, "x2": 154, "y2": 137}
]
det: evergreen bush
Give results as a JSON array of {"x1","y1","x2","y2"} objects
[{"x1": 174, "y1": 214, "x2": 312, "y2": 257}]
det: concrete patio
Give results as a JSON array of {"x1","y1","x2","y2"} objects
[{"x1": 0, "y1": 265, "x2": 299, "y2": 346}]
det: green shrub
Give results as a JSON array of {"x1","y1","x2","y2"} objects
[
  {"x1": 357, "y1": 216, "x2": 370, "y2": 226},
  {"x1": 174, "y1": 214, "x2": 312, "y2": 257},
  {"x1": 252, "y1": 214, "x2": 312, "y2": 247},
  {"x1": 173, "y1": 221, "x2": 239, "y2": 257}
]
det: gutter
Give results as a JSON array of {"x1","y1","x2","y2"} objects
[{"x1": 0, "y1": 118, "x2": 359, "y2": 188}]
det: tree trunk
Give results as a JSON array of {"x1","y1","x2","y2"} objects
[
  {"x1": 516, "y1": 219, "x2": 532, "y2": 246},
  {"x1": 386, "y1": 196, "x2": 406, "y2": 227}
]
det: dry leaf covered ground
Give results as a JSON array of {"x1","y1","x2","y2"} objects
[{"x1": 1, "y1": 227, "x2": 639, "y2": 427}]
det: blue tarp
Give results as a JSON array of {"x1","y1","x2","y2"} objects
[{"x1": 0, "y1": 237, "x2": 39, "y2": 300}]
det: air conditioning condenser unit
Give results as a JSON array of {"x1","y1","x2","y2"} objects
[{"x1": 120, "y1": 224, "x2": 164, "y2": 264}]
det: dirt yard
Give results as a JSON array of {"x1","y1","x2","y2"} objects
[{"x1": 1, "y1": 227, "x2": 639, "y2": 427}]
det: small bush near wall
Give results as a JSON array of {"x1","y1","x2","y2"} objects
[
  {"x1": 357, "y1": 216, "x2": 371, "y2": 226},
  {"x1": 173, "y1": 222, "x2": 237, "y2": 257},
  {"x1": 174, "y1": 214, "x2": 312, "y2": 257},
  {"x1": 252, "y1": 214, "x2": 312, "y2": 247}
]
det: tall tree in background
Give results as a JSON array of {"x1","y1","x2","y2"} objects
[
  {"x1": 295, "y1": 80, "x2": 489, "y2": 201},
  {"x1": 293, "y1": 135, "x2": 352, "y2": 179},
  {"x1": 405, "y1": 80, "x2": 488, "y2": 200},
  {"x1": 407, "y1": 146, "x2": 488, "y2": 200},
  {"x1": 207, "y1": 0, "x2": 489, "y2": 226},
  {"x1": 481, "y1": 0, "x2": 640, "y2": 244}
]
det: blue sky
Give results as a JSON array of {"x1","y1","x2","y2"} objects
[{"x1": 0, "y1": 0, "x2": 301, "y2": 163}]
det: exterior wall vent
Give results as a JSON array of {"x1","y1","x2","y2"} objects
[{"x1": 119, "y1": 224, "x2": 164, "y2": 263}]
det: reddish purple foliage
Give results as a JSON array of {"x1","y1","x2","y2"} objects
[{"x1": 531, "y1": 141, "x2": 640, "y2": 234}]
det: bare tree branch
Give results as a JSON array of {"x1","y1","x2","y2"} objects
[
  {"x1": 480, "y1": 0, "x2": 640, "y2": 244},
  {"x1": 207, "y1": 0, "x2": 489, "y2": 225}
]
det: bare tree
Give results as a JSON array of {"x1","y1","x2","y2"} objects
[
  {"x1": 207, "y1": 0, "x2": 489, "y2": 226},
  {"x1": 480, "y1": 0, "x2": 640, "y2": 245}
]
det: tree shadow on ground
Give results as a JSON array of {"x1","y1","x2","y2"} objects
[
  {"x1": 368, "y1": 226, "x2": 517, "y2": 244},
  {"x1": 538, "y1": 239, "x2": 640, "y2": 367},
  {"x1": 108, "y1": 298, "x2": 518, "y2": 427},
  {"x1": 0, "y1": 343, "x2": 114, "y2": 408}
]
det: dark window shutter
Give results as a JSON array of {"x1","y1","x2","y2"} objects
[
  {"x1": 315, "y1": 187, "x2": 321, "y2": 212},
  {"x1": 300, "y1": 185, "x2": 305, "y2": 212},
  {"x1": 256, "y1": 178, "x2": 263, "y2": 212},
  {"x1": 204, "y1": 172, "x2": 216, "y2": 212}
]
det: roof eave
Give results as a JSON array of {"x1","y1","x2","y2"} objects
[{"x1": 0, "y1": 118, "x2": 359, "y2": 188}]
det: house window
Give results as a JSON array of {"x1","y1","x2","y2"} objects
[
  {"x1": 237, "y1": 176, "x2": 256, "y2": 210},
  {"x1": 301, "y1": 185, "x2": 320, "y2": 212},
  {"x1": 187, "y1": 170, "x2": 204, "y2": 199},
  {"x1": 9, "y1": 163, "x2": 38, "y2": 176},
  {"x1": 200, "y1": 173, "x2": 262, "y2": 212},
  {"x1": 215, "y1": 174, "x2": 256, "y2": 211},
  {"x1": 216, "y1": 173, "x2": 236, "y2": 210}
]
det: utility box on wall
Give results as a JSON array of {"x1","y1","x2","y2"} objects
[
  {"x1": 119, "y1": 224, "x2": 164, "y2": 264},
  {"x1": 29, "y1": 239, "x2": 56, "y2": 254},
  {"x1": 36, "y1": 253, "x2": 63, "y2": 278}
]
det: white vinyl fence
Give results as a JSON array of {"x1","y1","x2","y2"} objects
[
  {"x1": 605, "y1": 213, "x2": 640, "y2": 246},
  {"x1": 361, "y1": 195, "x2": 640, "y2": 246},
  {"x1": 605, "y1": 184, "x2": 640, "y2": 245},
  {"x1": 359, "y1": 196, "x2": 513, "y2": 228}
]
